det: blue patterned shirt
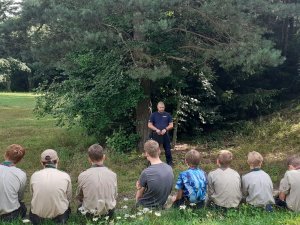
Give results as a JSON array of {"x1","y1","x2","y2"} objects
[{"x1": 175, "y1": 167, "x2": 207, "y2": 202}]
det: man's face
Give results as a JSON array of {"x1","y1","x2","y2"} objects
[{"x1": 157, "y1": 104, "x2": 165, "y2": 113}]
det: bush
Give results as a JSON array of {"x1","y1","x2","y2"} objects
[{"x1": 106, "y1": 128, "x2": 139, "y2": 153}]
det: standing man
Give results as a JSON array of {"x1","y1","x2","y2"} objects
[
  {"x1": 0, "y1": 144, "x2": 26, "y2": 222},
  {"x1": 148, "y1": 101, "x2": 173, "y2": 166},
  {"x1": 136, "y1": 140, "x2": 174, "y2": 208},
  {"x1": 29, "y1": 149, "x2": 72, "y2": 225}
]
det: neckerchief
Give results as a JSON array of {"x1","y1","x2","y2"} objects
[
  {"x1": 1, "y1": 161, "x2": 14, "y2": 167},
  {"x1": 250, "y1": 168, "x2": 261, "y2": 172},
  {"x1": 45, "y1": 164, "x2": 57, "y2": 169},
  {"x1": 91, "y1": 164, "x2": 105, "y2": 168}
]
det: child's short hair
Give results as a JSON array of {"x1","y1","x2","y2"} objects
[
  {"x1": 88, "y1": 144, "x2": 105, "y2": 161},
  {"x1": 144, "y1": 140, "x2": 160, "y2": 158},
  {"x1": 217, "y1": 150, "x2": 233, "y2": 167},
  {"x1": 185, "y1": 150, "x2": 201, "y2": 167},
  {"x1": 287, "y1": 155, "x2": 300, "y2": 167},
  {"x1": 5, "y1": 144, "x2": 25, "y2": 164},
  {"x1": 247, "y1": 151, "x2": 263, "y2": 167}
]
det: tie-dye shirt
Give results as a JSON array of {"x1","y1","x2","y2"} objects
[{"x1": 175, "y1": 167, "x2": 207, "y2": 202}]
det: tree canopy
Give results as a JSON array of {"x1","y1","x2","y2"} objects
[{"x1": 0, "y1": 0, "x2": 299, "y2": 150}]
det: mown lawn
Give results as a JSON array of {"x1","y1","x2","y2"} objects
[{"x1": 1, "y1": 92, "x2": 300, "y2": 225}]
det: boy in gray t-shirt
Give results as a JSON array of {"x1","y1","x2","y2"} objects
[
  {"x1": 242, "y1": 151, "x2": 274, "y2": 211},
  {"x1": 136, "y1": 140, "x2": 174, "y2": 208}
]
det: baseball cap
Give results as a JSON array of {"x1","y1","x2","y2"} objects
[{"x1": 41, "y1": 149, "x2": 58, "y2": 162}]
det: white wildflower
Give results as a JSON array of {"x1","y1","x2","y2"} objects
[
  {"x1": 116, "y1": 217, "x2": 121, "y2": 220},
  {"x1": 179, "y1": 205, "x2": 186, "y2": 210},
  {"x1": 154, "y1": 211, "x2": 161, "y2": 217},
  {"x1": 190, "y1": 203, "x2": 196, "y2": 207},
  {"x1": 148, "y1": 210, "x2": 153, "y2": 214},
  {"x1": 122, "y1": 205, "x2": 128, "y2": 209},
  {"x1": 130, "y1": 215, "x2": 136, "y2": 219},
  {"x1": 22, "y1": 219, "x2": 30, "y2": 223},
  {"x1": 105, "y1": 216, "x2": 109, "y2": 221},
  {"x1": 123, "y1": 197, "x2": 129, "y2": 201},
  {"x1": 137, "y1": 212, "x2": 143, "y2": 216},
  {"x1": 124, "y1": 214, "x2": 130, "y2": 218},
  {"x1": 92, "y1": 218, "x2": 99, "y2": 222},
  {"x1": 89, "y1": 209, "x2": 96, "y2": 214},
  {"x1": 142, "y1": 207, "x2": 150, "y2": 213}
]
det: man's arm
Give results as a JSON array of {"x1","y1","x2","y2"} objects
[
  {"x1": 162, "y1": 122, "x2": 174, "y2": 135},
  {"x1": 148, "y1": 122, "x2": 161, "y2": 134},
  {"x1": 135, "y1": 180, "x2": 145, "y2": 202}
]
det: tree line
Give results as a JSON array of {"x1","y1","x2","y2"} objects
[{"x1": 0, "y1": 0, "x2": 300, "y2": 151}]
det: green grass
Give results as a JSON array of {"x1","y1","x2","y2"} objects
[{"x1": 1, "y1": 93, "x2": 300, "y2": 224}]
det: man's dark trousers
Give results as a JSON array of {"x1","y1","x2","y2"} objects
[{"x1": 163, "y1": 133, "x2": 172, "y2": 165}]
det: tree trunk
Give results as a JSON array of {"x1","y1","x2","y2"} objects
[
  {"x1": 136, "y1": 79, "x2": 152, "y2": 151},
  {"x1": 172, "y1": 87, "x2": 181, "y2": 149},
  {"x1": 133, "y1": 11, "x2": 152, "y2": 151}
]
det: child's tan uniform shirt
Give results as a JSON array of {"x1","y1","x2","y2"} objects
[
  {"x1": 208, "y1": 168, "x2": 242, "y2": 208},
  {"x1": 76, "y1": 166, "x2": 117, "y2": 215},
  {"x1": 279, "y1": 170, "x2": 300, "y2": 212},
  {"x1": 30, "y1": 168, "x2": 72, "y2": 218}
]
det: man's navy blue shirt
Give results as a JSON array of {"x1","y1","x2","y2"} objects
[{"x1": 149, "y1": 112, "x2": 172, "y2": 130}]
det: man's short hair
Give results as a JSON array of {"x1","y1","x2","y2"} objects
[
  {"x1": 157, "y1": 101, "x2": 165, "y2": 107},
  {"x1": 287, "y1": 155, "x2": 300, "y2": 167},
  {"x1": 5, "y1": 144, "x2": 25, "y2": 164},
  {"x1": 185, "y1": 150, "x2": 201, "y2": 167},
  {"x1": 144, "y1": 140, "x2": 160, "y2": 158},
  {"x1": 218, "y1": 150, "x2": 233, "y2": 167},
  {"x1": 247, "y1": 151, "x2": 263, "y2": 167},
  {"x1": 88, "y1": 144, "x2": 104, "y2": 161}
]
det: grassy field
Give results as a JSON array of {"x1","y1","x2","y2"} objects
[{"x1": 1, "y1": 93, "x2": 300, "y2": 224}]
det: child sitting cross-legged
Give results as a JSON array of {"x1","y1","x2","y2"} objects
[
  {"x1": 207, "y1": 150, "x2": 242, "y2": 210},
  {"x1": 242, "y1": 151, "x2": 274, "y2": 211},
  {"x1": 172, "y1": 150, "x2": 207, "y2": 208},
  {"x1": 277, "y1": 155, "x2": 300, "y2": 212}
]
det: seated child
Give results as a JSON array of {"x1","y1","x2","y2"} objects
[
  {"x1": 208, "y1": 150, "x2": 242, "y2": 209},
  {"x1": 242, "y1": 151, "x2": 274, "y2": 211},
  {"x1": 0, "y1": 144, "x2": 26, "y2": 222},
  {"x1": 172, "y1": 150, "x2": 207, "y2": 207},
  {"x1": 277, "y1": 155, "x2": 300, "y2": 212}
]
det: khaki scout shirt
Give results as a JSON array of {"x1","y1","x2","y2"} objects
[
  {"x1": 76, "y1": 166, "x2": 117, "y2": 215},
  {"x1": 208, "y1": 167, "x2": 242, "y2": 208},
  {"x1": 30, "y1": 168, "x2": 72, "y2": 218},
  {"x1": 279, "y1": 169, "x2": 300, "y2": 212}
]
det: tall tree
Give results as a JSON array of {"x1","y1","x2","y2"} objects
[{"x1": 17, "y1": 0, "x2": 293, "y2": 149}]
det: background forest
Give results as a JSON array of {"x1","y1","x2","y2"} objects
[{"x1": 1, "y1": 0, "x2": 300, "y2": 151}]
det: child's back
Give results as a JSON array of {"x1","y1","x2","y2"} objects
[
  {"x1": 242, "y1": 169, "x2": 274, "y2": 206},
  {"x1": 176, "y1": 167, "x2": 207, "y2": 203},
  {"x1": 208, "y1": 167, "x2": 242, "y2": 208},
  {"x1": 280, "y1": 169, "x2": 300, "y2": 211}
]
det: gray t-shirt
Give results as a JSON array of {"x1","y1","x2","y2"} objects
[
  {"x1": 0, "y1": 164, "x2": 26, "y2": 215},
  {"x1": 138, "y1": 163, "x2": 174, "y2": 207},
  {"x1": 242, "y1": 169, "x2": 275, "y2": 206}
]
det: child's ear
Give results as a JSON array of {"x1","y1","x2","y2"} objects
[{"x1": 288, "y1": 165, "x2": 294, "y2": 170}]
